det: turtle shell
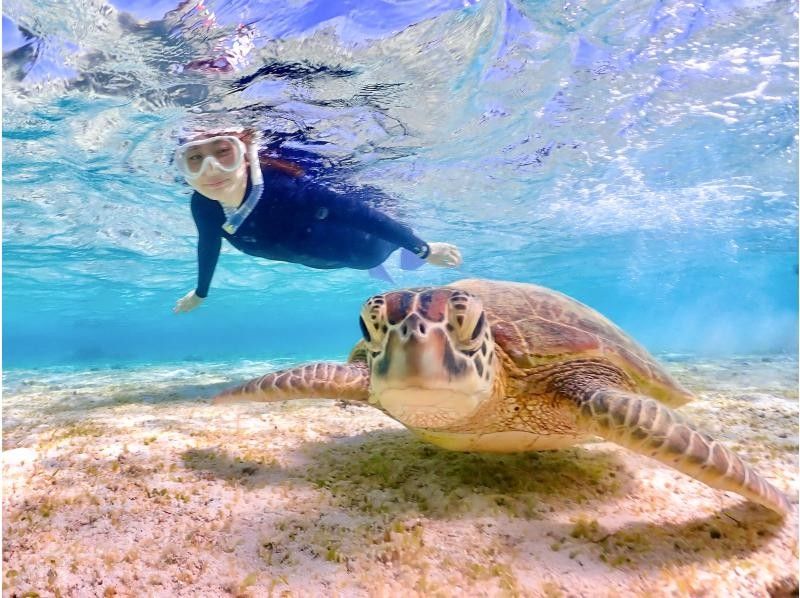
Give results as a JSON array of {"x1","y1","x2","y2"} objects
[{"x1": 452, "y1": 279, "x2": 694, "y2": 407}]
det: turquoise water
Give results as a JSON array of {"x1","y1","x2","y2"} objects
[{"x1": 3, "y1": 0, "x2": 798, "y2": 369}]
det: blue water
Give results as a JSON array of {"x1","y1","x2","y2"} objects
[{"x1": 2, "y1": 0, "x2": 797, "y2": 369}]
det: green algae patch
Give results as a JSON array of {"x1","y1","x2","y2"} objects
[
  {"x1": 302, "y1": 434, "x2": 625, "y2": 518},
  {"x1": 46, "y1": 421, "x2": 108, "y2": 444},
  {"x1": 570, "y1": 516, "x2": 606, "y2": 541}
]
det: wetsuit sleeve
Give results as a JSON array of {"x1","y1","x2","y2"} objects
[
  {"x1": 319, "y1": 189, "x2": 430, "y2": 258},
  {"x1": 190, "y1": 195, "x2": 223, "y2": 298}
]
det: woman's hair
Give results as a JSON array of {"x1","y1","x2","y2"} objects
[{"x1": 231, "y1": 129, "x2": 305, "y2": 178}]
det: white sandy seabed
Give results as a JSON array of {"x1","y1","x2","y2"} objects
[{"x1": 2, "y1": 355, "x2": 798, "y2": 597}]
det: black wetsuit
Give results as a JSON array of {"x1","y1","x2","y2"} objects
[{"x1": 190, "y1": 165, "x2": 429, "y2": 297}]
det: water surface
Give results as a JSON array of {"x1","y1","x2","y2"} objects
[{"x1": 3, "y1": 0, "x2": 797, "y2": 367}]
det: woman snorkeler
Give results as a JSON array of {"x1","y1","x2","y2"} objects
[{"x1": 173, "y1": 129, "x2": 463, "y2": 313}]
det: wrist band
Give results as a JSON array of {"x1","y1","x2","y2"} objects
[{"x1": 415, "y1": 243, "x2": 430, "y2": 259}]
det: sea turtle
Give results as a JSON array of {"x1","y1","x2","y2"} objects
[{"x1": 213, "y1": 279, "x2": 790, "y2": 516}]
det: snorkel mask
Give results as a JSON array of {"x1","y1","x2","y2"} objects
[{"x1": 175, "y1": 135, "x2": 247, "y2": 180}]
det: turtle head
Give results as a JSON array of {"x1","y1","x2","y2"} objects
[{"x1": 359, "y1": 287, "x2": 497, "y2": 428}]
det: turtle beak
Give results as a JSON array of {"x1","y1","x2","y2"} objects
[{"x1": 374, "y1": 314, "x2": 470, "y2": 387}]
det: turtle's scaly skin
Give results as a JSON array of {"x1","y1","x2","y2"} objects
[{"x1": 213, "y1": 279, "x2": 790, "y2": 516}]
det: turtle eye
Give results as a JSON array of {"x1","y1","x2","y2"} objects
[
  {"x1": 359, "y1": 317, "x2": 372, "y2": 342},
  {"x1": 470, "y1": 313, "x2": 486, "y2": 342},
  {"x1": 459, "y1": 312, "x2": 485, "y2": 353},
  {"x1": 448, "y1": 301, "x2": 485, "y2": 352}
]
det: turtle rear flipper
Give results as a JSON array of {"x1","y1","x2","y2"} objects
[
  {"x1": 213, "y1": 362, "x2": 370, "y2": 405},
  {"x1": 564, "y1": 387, "x2": 790, "y2": 516}
]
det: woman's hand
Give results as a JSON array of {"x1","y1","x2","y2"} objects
[
  {"x1": 425, "y1": 242, "x2": 463, "y2": 268},
  {"x1": 173, "y1": 290, "x2": 205, "y2": 314}
]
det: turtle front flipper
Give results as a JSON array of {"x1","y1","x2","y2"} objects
[
  {"x1": 213, "y1": 362, "x2": 370, "y2": 405},
  {"x1": 562, "y1": 387, "x2": 790, "y2": 516}
]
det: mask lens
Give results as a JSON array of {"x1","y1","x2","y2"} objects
[
  {"x1": 212, "y1": 138, "x2": 239, "y2": 169},
  {"x1": 183, "y1": 147, "x2": 207, "y2": 175}
]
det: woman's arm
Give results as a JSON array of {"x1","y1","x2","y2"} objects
[
  {"x1": 192, "y1": 195, "x2": 223, "y2": 297},
  {"x1": 174, "y1": 195, "x2": 224, "y2": 313},
  {"x1": 314, "y1": 186, "x2": 430, "y2": 257},
  {"x1": 315, "y1": 186, "x2": 462, "y2": 266},
  {"x1": 195, "y1": 225, "x2": 222, "y2": 298}
]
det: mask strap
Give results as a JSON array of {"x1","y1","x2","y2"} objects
[{"x1": 222, "y1": 143, "x2": 263, "y2": 234}]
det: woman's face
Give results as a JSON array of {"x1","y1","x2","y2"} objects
[{"x1": 183, "y1": 135, "x2": 249, "y2": 205}]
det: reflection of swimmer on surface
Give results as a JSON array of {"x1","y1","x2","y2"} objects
[
  {"x1": 172, "y1": 129, "x2": 463, "y2": 314},
  {"x1": 181, "y1": 22, "x2": 255, "y2": 74},
  {"x1": 3, "y1": 1, "x2": 350, "y2": 103},
  {"x1": 164, "y1": 1, "x2": 257, "y2": 74}
]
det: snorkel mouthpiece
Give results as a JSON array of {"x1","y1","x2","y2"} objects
[{"x1": 222, "y1": 142, "x2": 263, "y2": 234}]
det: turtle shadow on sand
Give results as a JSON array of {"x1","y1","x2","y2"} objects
[
  {"x1": 182, "y1": 429, "x2": 634, "y2": 516},
  {"x1": 183, "y1": 430, "x2": 777, "y2": 532},
  {"x1": 182, "y1": 430, "x2": 786, "y2": 569}
]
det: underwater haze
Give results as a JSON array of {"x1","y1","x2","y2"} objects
[{"x1": 3, "y1": 0, "x2": 798, "y2": 368}]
